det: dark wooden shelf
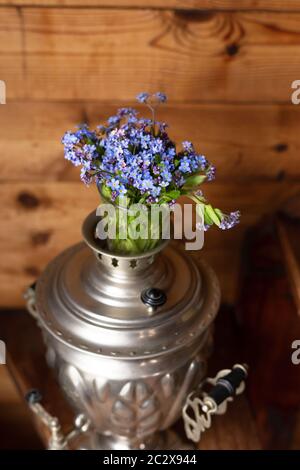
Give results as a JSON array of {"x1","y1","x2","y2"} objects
[{"x1": 0, "y1": 306, "x2": 260, "y2": 450}]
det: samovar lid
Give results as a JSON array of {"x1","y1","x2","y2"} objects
[{"x1": 35, "y1": 211, "x2": 220, "y2": 359}]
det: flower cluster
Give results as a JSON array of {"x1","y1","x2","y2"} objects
[
  {"x1": 219, "y1": 211, "x2": 241, "y2": 230},
  {"x1": 62, "y1": 92, "x2": 239, "y2": 231}
]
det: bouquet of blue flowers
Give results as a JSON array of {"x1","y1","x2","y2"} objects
[{"x1": 62, "y1": 92, "x2": 240, "y2": 254}]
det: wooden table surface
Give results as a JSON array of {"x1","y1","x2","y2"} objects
[{"x1": 0, "y1": 306, "x2": 260, "y2": 450}]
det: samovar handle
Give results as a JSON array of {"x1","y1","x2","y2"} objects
[
  {"x1": 182, "y1": 363, "x2": 248, "y2": 443},
  {"x1": 25, "y1": 389, "x2": 90, "y2": 450},
  {"x1": 24, "y1": 282, "x2": 38, "y2": 320}
]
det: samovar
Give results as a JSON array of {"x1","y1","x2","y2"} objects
[{"x1": 25, "y1": 210, "x2": 247, "y2": 450}]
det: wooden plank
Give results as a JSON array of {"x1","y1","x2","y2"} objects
[
  {"x1": 1, "y1": 102, "x2": 300, "y2": 181},
  {"x1": 2, "y1": 8, "x2": 300, "y2": 101},
  {"x1": 0, "y1": 364, "x2": 42, "y2": 448},
  {"x1": 277, "y1": 216, "x2": 300, "y2": 317},
  {"x1": 237, "y1": 217, "x2": 300, "y2": 448},
  {"x1": 0, "y1": 7, "x2": 22, "y2": 53},
  {"x1": 0, "y1": 1, "x2": 299, "y2": 12},
  {"x1": 0, "y1": 8, "x2": 24, "y2": 99},
  {"x1": 0, "y1": 102, "x2": 83, "y2": 182},
  {"x1": 0, "y1": 307, "x2": 260, "y2": 449},
  {"x1": 1, "y1": 180, "x2": 299, "y2": 307},
  {"x1": 1, "y1": 311, "x2": 74, "y2": 447},
  {"x1": 0, "y1": 366, "x2": 23, "y2": 405},
  {"x1": 291, "y1": 411, "x2": 300, "y2": 450},
  {"x1": 199, "y1": 305, "x2": 260, "y2": 449}
]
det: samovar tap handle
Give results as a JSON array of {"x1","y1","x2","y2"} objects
[
  {"x1": 25, "y1": 389, "x2": 90, "y2": 450},
  {"x1": 24, "y1": 282, "x2": 38, "y2": 320},
  {"x1": 182, "y1": 363, "x2": 248, "y2": 443}
]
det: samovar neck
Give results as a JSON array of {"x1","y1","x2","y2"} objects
[{"x1": 81, "y1": 210, "x2": 169, "y2": 276}]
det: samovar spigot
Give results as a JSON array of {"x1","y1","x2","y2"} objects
[
  {"x1": 25, "y1": 389, "x2": 90, "y2": 450},
  {"x1": 182, "y1": 364, "x2": 248, "y2": 443}
]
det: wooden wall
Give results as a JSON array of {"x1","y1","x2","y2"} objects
[{"x1": 1, "y1": 1, "x2": 300, "y2": 306}]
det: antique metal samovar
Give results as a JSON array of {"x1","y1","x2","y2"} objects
[{"x1": 25, "y1": 210, "x2": 247, "y2": 450}]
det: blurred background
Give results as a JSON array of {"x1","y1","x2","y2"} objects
[{"x1": 0, "y1": 0, "x2": 300, "y2": 449}]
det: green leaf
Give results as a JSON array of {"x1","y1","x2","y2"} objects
[
  {"x1": 195, "y1": 202, "x2": 204, "y2": 218},
  {"x1": 184, "y1": 174, "x2": 206, "y2": 188},
  {"x1": 214, "y1": 208, "x2": 224, "y2": 219},
  {"x1": 188, "y1": 193, "x2": 206, "y2": 204},
  {"x1": 96, "y1": 145, "x2": 105, "y2": 156},
  {"x1": 165, "y1": 190, "x2": 181, "y2": 200},
  {"x1": 203, "y1": 210, "x2": 213, "y2": 226},
  {"x1": 101, "y1": 184, "x2": 112, "y2": 201},
  {"x1": 204, "y1": 204, "x2": 222, "y2": 226},
  {"x1": 180, "y1": 189, "x2": 189, "y2": 195},
  {"x1": 159, "y1": 189, "x2": 181, "y2": 204}
]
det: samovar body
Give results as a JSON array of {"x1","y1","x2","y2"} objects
[{"x1": 31, "y1": 211, "x2": 221, "y2": 449}]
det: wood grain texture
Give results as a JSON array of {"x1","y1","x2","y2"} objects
[
  {"x1": 0, "y1": 1, "x2": 299, "y2": 11},
  {"x1": 277, "y1": 216, "x2": 300, "y2": 317},
  {"x1": 237, "y1": 217, "x2": 300, "y2": 448},
  {"x1": 291, "y1": 411, "x2": 300, "y2": 450},
  {"x1": 1, "y1": 102, "x2": 300, "y2": 181},
  {"x1": 1, "y1": 180, "x2": 299, "y2": 307},
  {"x1": 2, "y1": 8, "x2": 300, "y2": 102},
  {"x1": 0, "y1": 8, "x2": 24, "y2": 99},
  {"x1": 0, "y1": 366, "x2": 42, "y2": 448},
  {"x1": 199, "y1": 305, "x2": 260, "y2": 449}
]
